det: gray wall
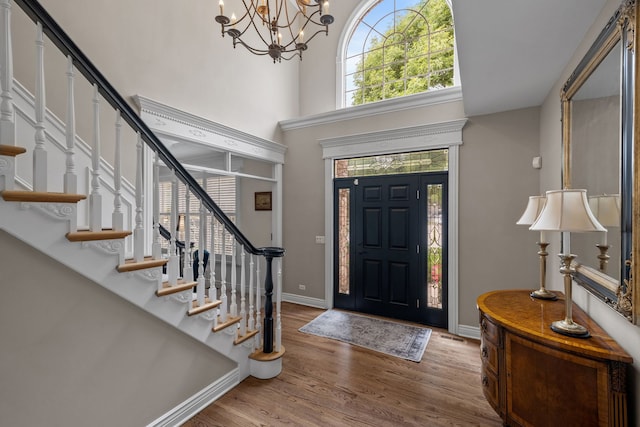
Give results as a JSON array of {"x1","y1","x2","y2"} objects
[
  {"x1": 0, "y1": 230, "x2": 235, "y2": 427},
  {"x1": 280, "y1": 103, "x2": 541, "y2": 329}
]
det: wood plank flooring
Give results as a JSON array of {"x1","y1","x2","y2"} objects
[{"x1": 184, "y1": 302, "x2": 502, "y2": 427}]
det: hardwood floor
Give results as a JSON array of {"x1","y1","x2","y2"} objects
[{"x1": 184, "y1": 303, "x2": 502, "y2": 427}]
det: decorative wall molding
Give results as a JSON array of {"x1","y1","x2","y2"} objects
[
  {"x1": 133, "y1": 95, "x2": 287, "y2": 164},
  {"x1": 319, "y1": 119, "x2": 467, "y2": 159},
  {"x1": 280, "y1": 87, "x2": 463, "y2": 131}
]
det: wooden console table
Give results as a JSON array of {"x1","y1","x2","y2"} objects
[{"x1": 477, "y1": 289, "x2": 633, "y2": 427}]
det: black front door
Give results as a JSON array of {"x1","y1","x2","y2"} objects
[{"x1": 334, "y1": 172, "x2": 448, "y2": 327}]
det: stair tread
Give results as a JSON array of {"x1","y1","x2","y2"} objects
[
  {"x1": 188, "y1": 297, "x2": 222, "y2": 316},
  {"x1": 249, "y1": 345, "x2": 286, "y2": 361},
  {"x1": 1, "y1": 190, "x2": 86, "y2": 203},
  {"x1": 156, "y1": 279, "x2": 197, "y2": 297},
  {"x1": 0, "y1": 145, "x2": 27, "y2": 157},
  {"x1": 67, "y1": 229, "x2": 132, "y2": 242},
  {"x1": 117, "y1": 257, "x2": 167, "y2": 273},
  {"x1": 234, "y1": 328, "x2": 259, "y2": 345},
  {"x1": 212, "y1": 315, "x2": 242, "y2": 333}
]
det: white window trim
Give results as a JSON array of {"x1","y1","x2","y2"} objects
[
  {"x1": 319, "y1": 118, "x2": 467, "y2": 335},
  {"x1": 335, "y1": 0, "x2": 460, "y2": 110}
]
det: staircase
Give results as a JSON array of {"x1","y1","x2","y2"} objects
[{"x1": 0, "y1": 0, "x2": 285, "y2": 425}]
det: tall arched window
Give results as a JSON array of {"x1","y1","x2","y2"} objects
[{"x1": 342, "y1": 0, "x2": 456, "y2": 107}]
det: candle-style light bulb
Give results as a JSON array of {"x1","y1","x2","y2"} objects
[
  {"x1": 299, "y1": 29, "x2": 304, "y2": 43},
  {"x1": 278, "y1": 32, "x2": 282, "y2": 45},
  {"x1": 219, "y1": 0, "x2": 224, "y2": 15},
  {"x1": 231, "y1": 12, "x2": 237, "y2": 27},
  {"x1": 323, "y1": 1, "x2": 329, "y2": 15}
]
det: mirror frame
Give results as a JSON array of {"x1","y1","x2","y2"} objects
[{"x1": 561, "y1": 0, "x2": 636, "y2": 323}]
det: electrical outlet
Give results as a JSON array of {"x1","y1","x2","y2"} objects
[
  {"x1": 298, "y1": 284, "x2": 306, "y2": 290},
  {"x1": 315, "y1": 235, "x2": 325, "y2": 244}
]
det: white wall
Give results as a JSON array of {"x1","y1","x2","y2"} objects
[{"x1": 539, "y1": 0, "x2": 640, "y2": 419}]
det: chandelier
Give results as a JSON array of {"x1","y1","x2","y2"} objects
[{"x1": 215, "y1": 0, "x2": 334, "y2": 62}]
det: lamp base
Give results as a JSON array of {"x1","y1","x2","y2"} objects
[
  {"x1": 530, "y1": 288, "x2": 558, "y2": 300},
  {"x1": 550, "y1": 319, "x2": 590, "y2": 338}
]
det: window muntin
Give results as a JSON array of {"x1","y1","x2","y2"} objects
[{"x1": 344, "y1": 0, "x2": 454, "y2": 107}]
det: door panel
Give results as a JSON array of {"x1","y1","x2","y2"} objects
[{"x1": 334, "y1": 172, "x2": 448, "y2": 327}]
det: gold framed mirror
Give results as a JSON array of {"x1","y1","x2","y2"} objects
[{"x1": 561, "y1": 0, "x2": 636, "y2": 323}]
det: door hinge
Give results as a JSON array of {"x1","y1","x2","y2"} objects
[
  {"x1": 417, "y1": 189, "x2": 420, "y2": 199},
  {"x1": 417, "y1": 299, "x2": 420, "y2": 308},
  {"x1": 416, "y1": 244, "x2": 420, "y2": 254},
  {"x1": 354, "y1": 178, "x2": 359, "y2": 186}
]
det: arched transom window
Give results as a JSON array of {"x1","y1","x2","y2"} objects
[{"x1": 343, "y1": 0, "x2": 455, "y2": 107}]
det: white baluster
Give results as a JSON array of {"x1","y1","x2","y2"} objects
[
  {"x1": 219, "y1": 228, "x2": 228, "y2": 322},
  {"x1": 230, "y1": 239, "x2": 237, "y2": 317},
  {"x1": 196, "y1": 199, "x2": 206, "y2": 307},
  {"x1": 239, "y1": 247, "x2": 247, "y2": 336},
  {"x1": 183, "y1": 187, "x2": 193, "y2": 282},
  {"x1": 255, "y1": 256, "x2": 262, "y2": 346},
  {"x1": 209, "y1": 214, "x2": 218, "y2": 329},
  {"x1": 63, "y1": 56, "x2": 76, "y2": 194},
  {"x1": 167, "y1": 175, "x2": 179, "y2": 287},
  {"x1": 134, "y1": 133, "x2": 144, "y2": 262},
  {"x1": 248, "y1": 253, "x2": 255, "y2": 331},
  {"x1": 275, "y1": 258, "x2": 282, "y2": 352},
  {"x1": 152, "y1": 152, "x2": 161, "y2": 260},
  {"x1": 89, "y1": 84, "x2": 102, "y2": 232},
  {"x1": 33, "y1": 22, "x2": 47, "y2": 191},
  {"x1": 112, "y1": 111, "x2": 123, "y2": 231},
  {"x1": 0, "y1": 0, "x2": 15, "y2": 147}
]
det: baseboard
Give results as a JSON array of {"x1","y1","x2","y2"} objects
[
  {"x1": 147, "y1": 368, "x2": 240, "y2": 427},
  {"x1": 457, "y1": 324, "x2": 480, "y2": 340},
  {"x1": 282, "y1": 292, "x2": 327, "y2": 309}
]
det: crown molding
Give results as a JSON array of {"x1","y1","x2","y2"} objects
[{"x1": 132, "y1": 95, "x2": 287, "y2": 164}]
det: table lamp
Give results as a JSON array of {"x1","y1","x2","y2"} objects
[
  {"x1": 530, "y1": 189, "x2": 605, "y2": 338},
  {"x1": 517, "y1": 195, "x2": 556, "y2": 300}
]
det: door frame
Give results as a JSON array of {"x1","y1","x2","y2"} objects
[{"x1": 319, "y1": 119, "x2": 466, "y2": 335}]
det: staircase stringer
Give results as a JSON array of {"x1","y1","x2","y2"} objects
[{"x1": 0, "y1": 199, "x2": 255, "y2": 380}]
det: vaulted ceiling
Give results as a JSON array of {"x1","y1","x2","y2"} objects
[{"x1": 451, "y1": 0, "x2": 609, "y2": 116}]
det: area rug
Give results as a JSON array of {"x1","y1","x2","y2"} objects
[{"x1": 299, "y1": 310, "x2": 431, "y2": 362}]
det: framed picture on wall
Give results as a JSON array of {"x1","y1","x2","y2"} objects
[{"x1": 255, "y1": 191, "x2": 272, "y2": 211}]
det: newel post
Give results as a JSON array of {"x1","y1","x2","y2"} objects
[{"x1": 261, "y1": 247, "x2": 285, "y2": 353}]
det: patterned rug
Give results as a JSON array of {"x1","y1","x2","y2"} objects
[{"x1": 299, "y1": 310, "x2": 431, "y2": 362}]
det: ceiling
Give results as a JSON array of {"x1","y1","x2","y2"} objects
[{"x1": 451, "y1": 0, "x2": 609, "y2": 116}]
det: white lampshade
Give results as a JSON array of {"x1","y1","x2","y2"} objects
[
  {"x1": 588, "y1": 194, "x2": 620, "y2": 227},
  {"x1": 530, "y1": 189, "x2": 606, "y2": 232},
  {"x1": 516, "y1": 195, "x2": 546, "y2": 225}
]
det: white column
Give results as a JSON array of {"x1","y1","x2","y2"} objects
[
  {"x1": 248, "y1": 253, "x2": 255, "y2": 331},
  {"x1": 219, "y1": 228, "x2": 228, "y2": 322},
  {"x1": 152, "y1": 152, "x2": 161, "y2": 260},
  {"x1": 183, "y1": 187, "x2": 193, "y2": 282},
  {"x1": 196, "y1": 200, "x2": 206, "y2": 307},
  {"x1": 63, "y1": 55, "x2": 77, "y2": 194},
  {"x1": 239, "y1": 248, "x2": 247, "y2": 335},
  {"x1": 89, "y1": 84, "x2": 102, "y2": 232},
  {"x1": 112, "y1": 111, "x2": 123, "y2": 231},
  {"x1": 230, "y1": 239, "x2": 237, "y2": 317},
  {"x1": 167, "y1": 175, "x2": 179, "y2": 287},
  {"x1": 0, "y1": 0, "x2": 15, "y2": 147},
  {"x1": 209, "y1": 213, "x2": 218, "y2": 329},
  {"x1": 133, "y1": 133, "x2": 144, "y2": 262},
  {"x1": 33, "y1": 22, "x2": 47, "y2": 191}
]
